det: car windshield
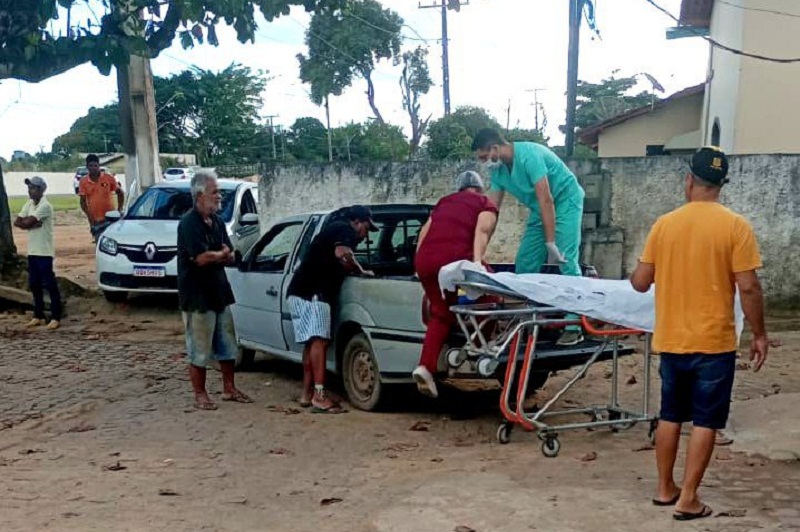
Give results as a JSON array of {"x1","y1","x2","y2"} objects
[{"x1": 125, "y1": 187, "x2": 236, "y2": 222}]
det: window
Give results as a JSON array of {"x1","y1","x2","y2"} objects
[
  {"x1": 646, "y1": 145, "x2": 667, "y2": 157},
  {"x1": 711, "y1": 119, "x2": 721, "y2": 147},
  {"x1": 126, "y1": 187, "x2": 236, "y2": 222},
  {"x1": 354, "y1": 215, "x2": 425, "y2": 266},
  {"x1": 251, "y1": 222, "x2": 304, "y2": 272},
  {"x1": 292, "y1": 216, "x2": 322, "y2": 272},
  {"x1": 240, "y1": 189, "x2": 257, "y2": 216}
]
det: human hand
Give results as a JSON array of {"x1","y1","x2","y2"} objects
[
  {"x1": 545, "y1": 242, "x2": 566, "y2": 264},
  {"x1": 361, "y1": 270, "x2": 376, "y2": 278},
  {"x1": 750, "y1": 335, "x2": 768, "y2": 372}
]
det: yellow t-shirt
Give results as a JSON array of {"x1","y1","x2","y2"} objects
[
  {"x1": 19, "y1": 198, "x2": 55, "y2": 257},
  {"x1": 640, "y1": 202, "x2": 761, "y2": 354}
]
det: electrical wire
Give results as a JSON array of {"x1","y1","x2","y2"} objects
[
  {"x1": 716, "y1": 0, "x2": 800, "y2": 19},
  {"x1": 344, "y1": 11, "x2": 433, "y2": 43},
  {"x1": 644, "y1": 0, "x2": 800, "y2": 63}
]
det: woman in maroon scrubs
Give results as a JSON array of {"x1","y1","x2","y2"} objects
[{"x1": 413, "y1": 171, "x2": 499, "y2": 398}]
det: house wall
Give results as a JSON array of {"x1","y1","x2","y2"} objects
[
  {"x1": 734, "y1": 0, "x2": 800, "y2": 154},
  {"x1": 703, "y1": 0, "x2": 744, "y2": 152},
  {"x1": 596, "y1": 93, "x2": 704, "y2": 157}
]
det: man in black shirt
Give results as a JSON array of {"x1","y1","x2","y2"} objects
[
  {"x1": 178, "y1": 171, "x2": 252, "y2": 410},
  {"x1": 287, "y1": 205, "x2": 376, "y2": 412}
]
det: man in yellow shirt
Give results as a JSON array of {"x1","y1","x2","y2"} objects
[
  {"x1": 13, "y1": 176, "x2": 62, "y2": 330},
  {"x1": 631, "y1": 147, "x2": 767, "y2": 521}
]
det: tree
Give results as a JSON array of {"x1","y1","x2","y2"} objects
[
  {"x1": 425, "y1": 106, "x2": 501, "y2": 160},
  {"x1": 399, "y1": 46, "x2": 432, "y2": 157},
  {"x1": 361, "y1": 121, "x2": 408, "y2": 161},
  {"x1": 572, "y1": 72, "x2": 658, "y2": 130},
  {"x1": 297, "y1": 0, "x2": 402, "y2": 123},
  {"x1": 287, "y1": 117, "x2": 330, "y2": 162},
  {"x1": 0, "y1": 0, "x2": 341, "y2": 268},
  {"x1": 52, "y1": 104, "x2": 123, "y2": 154}
]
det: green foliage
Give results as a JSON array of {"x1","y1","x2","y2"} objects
[
  {"x1": 8, "y1": 195, "x2": 80, "y2": 213},
  {"x1": 297, "y1": 0, "x2": 402, "y2": 121},
  {"x1": 0, "y1": 1, "x2": 344, "y2": 82},
  {"x1": 573, "y1": 72, "x2": 657, "y2": 130},
  {"x1": 287, "y1": 117, "x2": 329, "y2": 162},
  {"x1": 4, "y1": 152, "x2": 85, "y2": 172},
  {"x1": 360, "y1": 121, "x2": 408, "y2": 161},
  {"x1": 400, "y1": 46, "x2": 432, "y2": 155},
  {"x1": 52, "y1": 104, "x2": 122, "y2": 155},
  {"x1": 425, "y1": 106, "x2": 501, "y2": 160}
]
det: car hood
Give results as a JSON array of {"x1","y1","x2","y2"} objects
[{"x1": 102, "y1": 219, "x2": 180, "y2": 247}]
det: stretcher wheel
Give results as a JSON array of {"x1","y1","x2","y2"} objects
[
  {"x1": 497, "y1": 423, "x2": 513, "y2": 445},
  {"x1": 608, "y1": 411, "x2": 636, "y2": 432},
  {"x1": 542, "y1": 437, "x2": 561, "y2": 458}
]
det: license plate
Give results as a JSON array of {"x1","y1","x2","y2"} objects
[{"x1": 133, "y1": 265, "x2": 166, "y2": 278}]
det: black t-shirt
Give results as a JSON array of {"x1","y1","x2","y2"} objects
[
  {"x1": 177, "y1": 209, "x2": 236, "y2": 313},
  {"x1": 287, "y1": 221, "x2": 360, "y2": 304}
]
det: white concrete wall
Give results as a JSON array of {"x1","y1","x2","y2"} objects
[
  {"x1": 5, "y1": 172, "x2": 128, "y2": 197},
  {"x1": 704, "y1": 0, "x2": 744, "y2": 151},
  {"x1": 597, "y1": 93, "x2": 704, "y2": 157}
]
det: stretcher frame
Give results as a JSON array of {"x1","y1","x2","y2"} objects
[{"x1": 450, "y1": 281, "x2": 658, "y2": 457}]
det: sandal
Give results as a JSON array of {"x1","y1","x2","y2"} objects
[
  {"x1": 674, "y1": 504, "x2": 713, "y2": 521},
  {"x1": 194, "y1": 400, "x2": 218, "y2": 411},
  {"x1": 221, "y1": 390, "x2": 254, "y2": 403},
  {"x1": 652, "y1": 493, "x2": 681, "y2": 506}
]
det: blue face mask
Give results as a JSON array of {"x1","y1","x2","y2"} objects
[{"x1": 483, "y1": 159, "x2": 502, "y2": 172}]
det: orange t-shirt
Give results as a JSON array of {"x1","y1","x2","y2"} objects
[
  {"x1": 79, "y1": 173, "x2": 118, "y2": 223},
  {"x1": 640, "y1": 202, "x2": 762, "y2": 354}
]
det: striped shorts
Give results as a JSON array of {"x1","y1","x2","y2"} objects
[{"x1": 288, "y1": 295, "x2": 331, "y2": 344}]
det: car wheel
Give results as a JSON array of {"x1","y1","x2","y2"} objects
[
  {"x1": 235, "y1": 347, "x2": 255, "y2": 370},
  {"x1": 342, "y1": 333, "x2": 384, "y2": 411},
  {"x1": 103, "y1": 290, "x2": 128, "y2": 303}
]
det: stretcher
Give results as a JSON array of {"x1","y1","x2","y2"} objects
[{"x1": 448, "y1": 274, "x2": 659, "y2": 458}]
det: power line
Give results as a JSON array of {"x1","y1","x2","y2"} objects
[
  {"x1": 644, "y1": 0, "x2": 800, "y2": 63},
  {"x1": 717, "y1": 0, "x2": 800, "y2": 19},
  {"x1": 343, "y1": 11, "x2": 433, "y2": 42}
]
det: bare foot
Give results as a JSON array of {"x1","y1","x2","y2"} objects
[
  {"x1": 675, "y1": 496, "x2": 709, "y2": 515},
  {"x1": 652, "y1": 484, "x2": 681, "y2": 506}
]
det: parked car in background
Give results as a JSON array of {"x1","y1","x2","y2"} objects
[
  {"x1": 162, "y1": 167, "x2": 195, "y2": 181},
  {"x1": 73, "y1": 166, "x2": 107, "y2": 194},
  {"x1": 96, "y1": 179, "x2": 261, "y2": 303}
]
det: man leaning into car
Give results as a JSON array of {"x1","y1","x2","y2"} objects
[{"x1": 177, "y1": 170, "x2": 253, "y2": 411}]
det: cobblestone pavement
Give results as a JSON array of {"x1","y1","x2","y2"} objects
[{"x1": 0, "y1": 309, "x2": 798, "y2": 532}]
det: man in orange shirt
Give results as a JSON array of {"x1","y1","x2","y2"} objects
[
  {"x1": 79, "y1": 153, "x2": 124, "y2": 238},
  {"x1": 631, "y1": 147, "x2": 768, "y2": 521}
]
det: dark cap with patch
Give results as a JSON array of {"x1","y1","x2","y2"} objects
[
  {"x1": 348, "y1": 205, "x2": 379, "y2": 231},
  {"x1": 690, "y1": 146, "x2": 729, "y2": 185}
]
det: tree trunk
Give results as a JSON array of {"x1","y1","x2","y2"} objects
[
  {"x1": 0, "y1": 162, "x2": 17, "y2": 260},
  {"x1": 365, "y1": 73, "x2": 385, "y2": 125}
]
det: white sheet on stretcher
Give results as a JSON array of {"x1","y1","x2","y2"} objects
[{"x1": 438, "y1": 260, "x2": 744, "y2": 340}]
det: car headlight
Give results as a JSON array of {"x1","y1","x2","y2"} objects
[{"x1": 99, "y1": 236, "x2": 118, "y2": 256}]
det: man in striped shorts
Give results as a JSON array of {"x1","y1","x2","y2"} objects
[{"x1": 286, "y1": 206, "x2": 377, "y2": 413}]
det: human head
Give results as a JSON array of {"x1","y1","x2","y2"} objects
[
  {"x1": 86, "y1": 154, "x2": 101, "y2": 177},
  {"x1": 347, "y1": 205, "x2": 378, "y2": 240},
  {"x1": 471, "y1": 128, "x2": 508, "y2": 168},
  {"x1": 24, "y1": 176, "x2": 47, "y2": 202},
  {"x1": 455, "y1": 170, "x2": 484, "y2": 192},
  {"x1": 191, "y1": 170, "x2": 221, "y2": 216},
  {"x1": 684, "y1": 146, "x2": 729, "y2": 202}
]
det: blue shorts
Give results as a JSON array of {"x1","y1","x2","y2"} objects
[
  {"x1": 659, "y1": 352, "x2": 736, "y2": 430},
  {"x1": 182, "y1": 307, "x2": 238, "y2": 368}
]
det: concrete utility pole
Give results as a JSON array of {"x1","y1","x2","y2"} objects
[
  {"x1": 324, "y1": 96, "x2": 333, "y2": 162},
  {"x1": 265, "y1": 115, "x2": 278, "y2": 161},
  {"x1": 420, "y1": 0, "x2": 468, "y2": 116},
  {"x1": 115, "y1": 0, "x2": 161, "y2": 203},
  {"x1": 564, "y1": 0, "x2": 584, "y2": 157}
]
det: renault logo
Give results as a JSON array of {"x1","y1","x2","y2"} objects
[{"x1": 144, "y1": 242, "x2": 157, "y2": 261}]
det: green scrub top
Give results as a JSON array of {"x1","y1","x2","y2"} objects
[{"x1": 489, "y1": 142, "x2": 584, "y2": 215}]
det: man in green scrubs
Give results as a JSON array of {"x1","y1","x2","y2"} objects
[{"x1": 471, "y1": 128, "x2": 586, "y2": 346}]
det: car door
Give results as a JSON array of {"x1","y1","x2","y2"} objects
[
  {"x1": 230, "y1": 187, "x2": 260, "y2": 253},
  {"x1": 228, "y1": 220, "x2": 305, "y2": 353}
]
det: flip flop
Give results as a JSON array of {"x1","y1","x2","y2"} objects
[
  {"x1": 221, "y1": 391, "x2": 254, "y2": 403},
  {"x1": 715, "y1": 434, "x2": 734, "y2": 446},
  {"x1": 673, "y1": 504, "x2": 713, "y2": 521},
  {"x1": 194, "y1": 401, "x2": 218, "y2": 411},
  {"x1": 311, "y1": 404, "x2": 347, "y2": 414},
  {"x1": 652, "y1": 493, "x2": 681, "y2": 506}
]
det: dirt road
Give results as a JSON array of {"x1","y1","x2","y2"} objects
[{"x1": 2, "y1": 214, "x2": 798, "y2": 531}]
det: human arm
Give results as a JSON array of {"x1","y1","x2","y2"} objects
[
  {"x1": 115, "y1": 187, "x2": 125, "y2": 213},
  {"x1": 335, "y1": 245, "x2": 373, "y2": 276},
  {"x1": 416, "y1": 219, "x2": 431, "y2": 252},
  {"x1": 14, "y1": 202, "x2": 45, "y2": 230},
  {"x1": 487, "y1": 189, "x2": 505, "y2": 210},
  {"x1": 735, "y1": 270, "x2": 767, "y2": 371},
  {"x1": 630, "y1": 262, "x2": 655, "y2": 293},
  {"x1": 534, "y1": 177, "x2": 556, "y2": 244},
  {"x1": 473, "y1": 211, "x2": 498, "y2": 264}
]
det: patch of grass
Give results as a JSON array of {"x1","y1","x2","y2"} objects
[{"x1": 8, "y1": 194, "x2": 80, "y2": 214}]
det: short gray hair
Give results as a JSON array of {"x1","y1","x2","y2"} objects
[
  {"x1": 190, "y1": 170, "x2": 218, "y2": 202},
  {"x1": 456, "y1": 170, "x2": 484, "y2": 191}
]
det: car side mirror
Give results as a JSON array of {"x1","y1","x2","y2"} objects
[
  {"x1": 240, "y1": 213, "x2": 259, "y2": 226},
  {"x1": 105, "y1": 210, "x2": 122, "y2": 222}
]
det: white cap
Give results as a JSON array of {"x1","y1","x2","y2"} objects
[{"x1": 456, "y1": 170, "x2": 484, "y2": 191}]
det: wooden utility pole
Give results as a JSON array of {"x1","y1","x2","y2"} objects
[
  {"x1": 420, "y1": 0, "x2": 468, "y2": 116},
  {"x1": 324, "y1": 96, "x2": 333, "y2": 162},
  {"x1": 564, "y1": 0, "x2": 583, "y2": 157}
]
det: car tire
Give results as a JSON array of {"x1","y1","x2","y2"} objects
[
  {"x1": 103, "y1": 290, "x2": 128, "y2": 303},
  {"x1": 235, "y1": 347, "x2": 255, "y2": 370},
  {"x1": 342, "y1": 333, "x2": 384, "y2": 411}
]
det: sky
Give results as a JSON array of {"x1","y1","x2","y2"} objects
[{"x1": 0, "y1": 0, "x2": 710, "y2": 160}]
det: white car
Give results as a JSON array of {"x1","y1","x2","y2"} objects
[
  {"x1": 162, "y1": 167, "x2": 195, "y2": 181},
  {"x1": 96, "y1": 179, "x2": 261, "y2": 302}
]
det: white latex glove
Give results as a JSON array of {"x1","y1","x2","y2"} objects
[
  {"x1": 545, "y1": 242, "x2": 566, "y2": 264},
  {"x1": 471, "y1": 261, "x2": 488, "y2": 272}
]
